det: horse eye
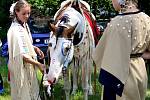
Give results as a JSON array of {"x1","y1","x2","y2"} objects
[
  {"x1": 64, "y1": 46, "x2": 70, "y2": 55},
  {"x1": 65, "y1": 47, "x2": 70, "y2": 51}
]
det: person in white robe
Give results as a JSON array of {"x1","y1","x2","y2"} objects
[
  {"x1": 7, "y1": 0, "x2": 45, "y2": 100},
  {"x1": 92, "y1": 0, "x2": 150, "y2": 100}
]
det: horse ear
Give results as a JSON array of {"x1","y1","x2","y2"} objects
[{"x1": 48, "y1": 22, "x2": 56, "y2": 33}]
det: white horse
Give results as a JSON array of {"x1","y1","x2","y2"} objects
[{"x1": 43, "y1": 0, "x2": 99, "y2": 100}]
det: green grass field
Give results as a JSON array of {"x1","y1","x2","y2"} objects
[{"x1": 0, "y1": 56, "x2": 150, "y2": 100}]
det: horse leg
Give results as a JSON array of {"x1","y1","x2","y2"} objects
[
  {"x1": 88, "y1": 58, "x2": 93, "y2": 95},
  {"x1": 47, "y1": 45, "x2": 51, "y2": 66},
  {"x1": 63, "y1": 68, "x2": 71, "y2": 100},
  {"x1": 71, "y1": 58, "x2": 78, "y2": 95},
  {"x1": 82, "y1": 56, "x2": 89, "y2": 100}
]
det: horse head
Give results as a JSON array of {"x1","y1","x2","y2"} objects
[{"x1": 45, "y1": 5, "x2": 83, "y2": 87}]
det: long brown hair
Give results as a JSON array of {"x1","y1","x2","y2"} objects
[{"x1": 10, "y1": 0, "x2": 31, "y2": 20}]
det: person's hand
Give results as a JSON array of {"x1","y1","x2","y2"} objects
[
  {"x1": 34, "y1": 46, "x2": 44, "y2": 59},
  {"x1": 37, "y1": 63, "x2": 46, "y2": 74},
  {"x1": 142, "y1": 51, "x2": 150, "y2": 59}
]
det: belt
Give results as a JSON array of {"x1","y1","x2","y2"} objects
[{"x1": 130, "y1": 53, "x2": 143, "y2": 58}]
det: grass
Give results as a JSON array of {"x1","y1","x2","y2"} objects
[
  {"x1": 0, "y1": 56, "x2": 150, "y2": 100},
  {"x1": 0, "y1": 56, "x2": 10, "y2": 100}
]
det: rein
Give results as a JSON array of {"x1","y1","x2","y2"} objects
[
  {"x1": 62, "y1": 38, "x2": 73, "y2": 74},
  {"x1": 37, "y1": 58, "x2": 47, "y2": 100}
]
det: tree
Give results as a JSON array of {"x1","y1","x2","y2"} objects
[
  {"x1": 88, "y1": 0, "x2": 116, "y2": 19},
  {"x1": 28, "y1": 0, "x2": 61, "y2": 16},
  {"x1": 139, "y1": 0, "x2": 150, "y2": 15},
  {"x1": 0, "y1": 0, "x2": 13, "y2": 40},
  {"x1": 0, "y1": 0, "x2": 150, "y2": 40}
]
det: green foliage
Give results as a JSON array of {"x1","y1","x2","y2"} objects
[
  {"x1": 87, "y1": 0, "x2": 116, "y2": 19},
  {"x1": 28, "y1": 0, "x2": 61, "y2": 16},
  {"x1": 0, "y1": 0, "x2": 11, "y2": 20},
  {"x1": 97, "y1": 0, "x2": 114, "y2": 12},
  {"x1": 0, "y1": 0, "x2": 150, "y2": 40},
  {"x1": 140, "y1": 0, "x2": 150, "y2": 15},
  {"x1": 0, "y1": 56, "x2": 10, "y2": 100},
  {"x1": 0, "y1": 0, "x2": 13, "y2": 40}
]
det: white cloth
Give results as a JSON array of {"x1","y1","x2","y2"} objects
[{"x1": 7, "y1": 21, "x2": 40, "y2": 100}]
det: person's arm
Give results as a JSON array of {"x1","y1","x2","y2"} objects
[
  {"x1": 142, "y1": 51, "x2": 150, "y2": 59},
  {"x1": 33, "y1": 46, "x2": 45, "y2": 59},
  {"x1": 23, "y1": 54, "x2": 45, "y2": 73}
]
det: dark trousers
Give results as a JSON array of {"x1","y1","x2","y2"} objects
[
  {"x1": 103, "y1": 86, "x2": 116, "y2": 100},
  {"x1": 0, "y1": 74, "x2": 3, "y2": 90}
]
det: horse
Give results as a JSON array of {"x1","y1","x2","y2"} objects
[{"x1": 43, "y1": 0, "x2": 99, "y2": 100}]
